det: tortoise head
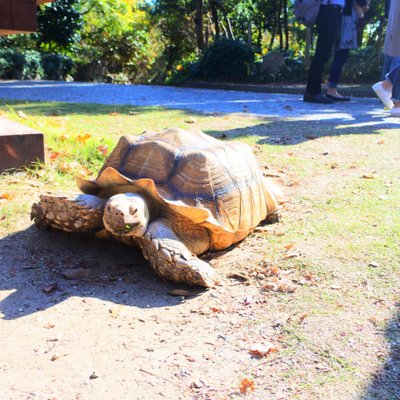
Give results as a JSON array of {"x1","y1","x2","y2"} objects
[{"x1": 103, "y1": 193, "x2": 150, "y2": 237}]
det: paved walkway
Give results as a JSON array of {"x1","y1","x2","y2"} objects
[{"x1": 0, "y1": 80, "x2": 399, "y2": 128}]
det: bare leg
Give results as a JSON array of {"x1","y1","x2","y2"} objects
[
  {"x1": 139, "y1": 218, "x2": 218, "y2": 287},
  {"x1": 31, "y1": 194, "x2": 106, "y2": 233}
]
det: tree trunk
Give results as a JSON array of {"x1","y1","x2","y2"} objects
[
  {"x1": 209, "y1": 0, "x2": 220, "y2": 39},
  {"x1": 356, "y1": 18, "x2": 366, "y2": 47},
  {"x1": 305, "y1": 27, "x2": 312, "y2": 68},
  {"x1": 269, "y1": 0, "x2": 277, "y2": 50},
  {"x1": 256, "y1": 21, "x2": 262, "y2": 49},
  {"x1": 225, "y1": 15, "x2": 235, "y2": 40},
  {"x1": 194, "y1": 0, "x2": 204, "y2": 52},
  {"x1": 247, "y1": 21, "x2": 252, "y2": 47},
  {"x1": 278, "y1": 0, "x2": 283, "y2": 50},
  {"x1": 283, "y1": 0, "x2": 289, "y2": 51}
]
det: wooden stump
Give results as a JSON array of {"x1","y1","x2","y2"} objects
[{"x1": 0, "y1": 117, "x2": 44, "y2": 171}]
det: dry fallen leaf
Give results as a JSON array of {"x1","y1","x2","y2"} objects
[
  {"x1": 361, "y1": 174, "x2": 375, "y2": 179},
  {"x1": 239, "y1": 378, "x2": 255, "y2": 393},
  {"x1": 42, "y1": 283, "x2": 57, "y2": 294},
  {"x1": 96, "y1": 145, "x2": 108, "y2": 156},
  {"x1": 284, "y1": 251, "x2": 300, "y2": 259},
  {"x1": 184, "y1": 117, "x2": 197, "y2": 124},
  {"x1": 51, "y1": 353, "x2": 68, "y2": 362},
  {"x1": 255, "y1": 226, "x2": 285, "y2": 236},
  {"x1": 266, "y1": 265, "x2": 280, "y2": 276},
  {"x1": 109, "y1": 307, "x2": 121, "y2": 318},
  {"x1": 315, "y1": 363, "x2": 332, "y2": 372},
  {"x1": 284, "y1": 242, "x2": 296, "y2": 251},
  {"x1": 0, "y1": 193, "x2": 14, "y2": 200},
  {"x1": 168, "y1": 289, "x2": 194, "y2": 297},
  {"x1": 227, "y1": 272, "x2": 250, "y2": 282},
  {"x1": 17, "y1": 110, "x2": 28, "y2": 119},
  {"x1": 369, "y1": 261, "x2": 380, "y2": 268},
  {"x1": 264, "y1": 277, "x2": 297, "y2": 293},
  {"x1": 57, "y1": 161, "x2": 92, "y2": 177},
  {"x1": 299, "y1": 313, "x2": 308, "y2": 323},
  {"x1": 49, "y1": 151, "x2": 63, "y2": 161},
  {"x1": 62, "y1": 268, "x2": 91, "y2": 280},
  {"x1": 75, "y1": 134, "x2": 92, "y2": 144},
  {"x1": 249, "y1": 342, "x2": 278, "y2": 358}
]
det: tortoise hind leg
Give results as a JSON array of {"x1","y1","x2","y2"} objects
[
  {"x1": 140, "y1": 218, "x2": 218, "y2": 287},
  {"x1": 31, "y1": 193, "x2": 106, "y2": 233}
]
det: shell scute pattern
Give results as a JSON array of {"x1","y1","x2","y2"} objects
[{"x1": 83, "y1": 127, "x2": 277, "y2": 248}]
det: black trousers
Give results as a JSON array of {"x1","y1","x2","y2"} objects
[
  {"x1": 328, "y1": 48, "x2": 350, "y2": 88},
  {"x1": 306, "y1": 5, "x2": 342, "y2": 95}
]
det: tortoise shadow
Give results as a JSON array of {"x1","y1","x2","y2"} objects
[
  {"x1": 0, "y1": 226, "x2": 207, "y2": 320},
  {"x1": 361, "y1": 307, "x2": 400, "y2": 399}
]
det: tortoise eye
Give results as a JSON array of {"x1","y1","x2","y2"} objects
[{"x1": 129, "y1": 206, "x2": 137, "y2": 215}]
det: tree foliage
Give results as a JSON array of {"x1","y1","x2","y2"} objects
[
  {"x1": 37, "y1": 0, "x2": 83, "y2": 49},
  {"x1": 0, "y1": 0, "x2": 390, "y2": 84}
]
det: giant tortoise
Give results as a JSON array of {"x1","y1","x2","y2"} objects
[{"x1": 31, "y1": 127, "x2": 280, "y2": 287}]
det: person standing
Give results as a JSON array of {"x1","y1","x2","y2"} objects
[
  {"x1": 326, "y1": 0, "x2": 369, "y2": 101},
  {"x1": 303, "y1": 0, "x2": 345, "y2": 104},
  {"x1": 372, "y1": 0, "x2": 400, "y2": 115}
]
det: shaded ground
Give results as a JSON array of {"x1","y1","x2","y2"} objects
[{"x1": 0, "y1": 85, "x2": 399, "y2": 399}]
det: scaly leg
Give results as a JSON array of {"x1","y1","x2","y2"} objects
[
  {"x1": 139, "y1": 218, "x2": 218, "y2": 287},
  {"x1": 31, "y1": 193, "x2": 106, "y2": 233}
]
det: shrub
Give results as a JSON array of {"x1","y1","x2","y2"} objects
[
  {"x1": 0, "y1": 49, "x2": 25, "y2": 79},
  {"x1": 41, "y1": 54, "x2": 73, "y2": 80},
  {"x1": 337, "y1": 46, "x2": 383, "y2": 84},
  {"x1": 165, "y1": 54, "x2": 201, "y2": 85},
  {"x1": 199, "y1": 39, "x2": 255, "y2": 82},
  {"x1": 22, "y1": 50, "x2": 44, "y2": 79}
]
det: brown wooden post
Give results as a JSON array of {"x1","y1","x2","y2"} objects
[
  {"x1": 0, "y1": 0, "x2": 53, "y2": 35},
  {"x1": 0, "y1": 0, "x2": 52, "y2": 170}
]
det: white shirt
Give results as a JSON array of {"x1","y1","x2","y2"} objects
[{"x1": 321, "y1": 0, "x2": 345, "y2": 7}]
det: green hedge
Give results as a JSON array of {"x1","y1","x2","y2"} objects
[
  {"x1": 0, "y1": 49, "x2": 73, "y2": 80},
  {"x1": 199, "y1": 39, "x2": 255, "y2": 82}
]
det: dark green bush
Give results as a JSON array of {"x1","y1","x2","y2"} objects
[
  {"x1": 22, "y1": 50, "x2": 44, "y2": 79},
  {"x1": 254, "y1": 50, "x2": 308, "y2": 83},
  {"x1": 199, "y1": 39, "x2": 254, "y2": 82},
  {"x1": 0, "y1": 49, "x2": 25, "y2": 79},
  {"x1": 0, "y1": 49, "x2": 73, "y2": 80},
  {"x1": 41, "y1": 54, "x2": 73, "y2": 80},
  {"x1": 337, "y1": 46, "x2": 383, "y2": 83}
]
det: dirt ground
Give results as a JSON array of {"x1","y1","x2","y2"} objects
[{"x1": 1, "y1": 118, "x2": 399, "y2": 400}]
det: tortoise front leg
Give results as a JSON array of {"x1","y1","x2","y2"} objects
[
  {"x1": 31, "y1": 193, "x2": 106, "y2": 233},
  {"x1": 139, "y1": 218, "x2": 218, "y2": 287}
]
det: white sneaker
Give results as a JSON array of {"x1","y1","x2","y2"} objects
[
  {"x1": 372, "y1": 82, "x2": 393, "y2": 109},
  {"x1": 390, "y1": 107, "x2": 400, "y2": 116}
]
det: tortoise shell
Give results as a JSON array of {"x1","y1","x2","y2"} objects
[{"x1": 77, "y1": 127, "x2": 278, "y2": 250}]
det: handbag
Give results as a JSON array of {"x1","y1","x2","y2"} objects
[{"x1": 294, "y1": 0, "x2": 322, "y2": 27}]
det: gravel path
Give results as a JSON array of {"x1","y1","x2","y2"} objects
[{"x1": 1, "y1": 80, "x2": 399, "y2": 127}]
